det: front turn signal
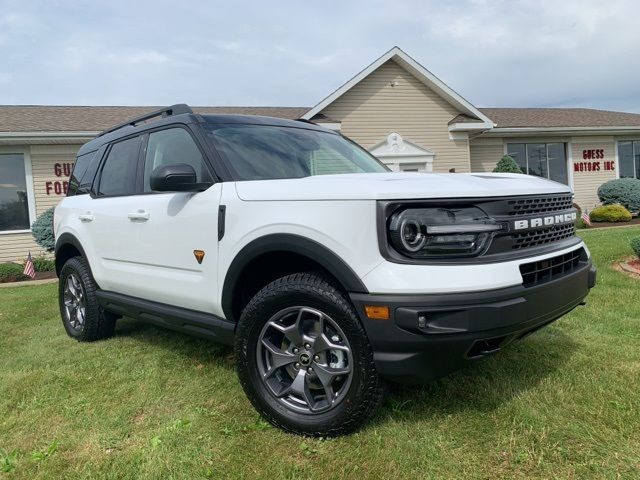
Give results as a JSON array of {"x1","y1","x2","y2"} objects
[{"x1": 364, "y1": 305, "x2": 390, "y2": 320}]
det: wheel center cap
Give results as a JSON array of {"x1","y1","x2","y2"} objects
[{"x1": 299, "y1": 353, "x2": 311, "y2": 366}]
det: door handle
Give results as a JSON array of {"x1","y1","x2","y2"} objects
[
  {"x1": 78, "y1": 212, "x2": 94, "y2": 222},
  {"x1": 128, "y1": 210, "x2": 150, "y2": 221}
]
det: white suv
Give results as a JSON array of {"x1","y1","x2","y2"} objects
[{"x1": 54, "y1": 104, "x2": 596, "y2": 436}]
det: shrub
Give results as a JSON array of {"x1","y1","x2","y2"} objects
[
  {"x1": 32, "y1": 255, "x2": 55, "y2": 272},
  {"x1": 597, "y1": 178, "x2": 640, "y2": 213},
  {"x1": 0, "y1": 263, "x2": 28, "y2": 283},
  {"x1": 631, "y1": 237, "x2": 640, "y2": 258},
  {"x1": 493, "y1": 155, "x2": 522, "y2": 174},
  {"x1": 31, "y1": 207, "x2": 55, "y2": 253},
  {"x1": 589, "y1": 204, "x2": 632, "y2": 223}
]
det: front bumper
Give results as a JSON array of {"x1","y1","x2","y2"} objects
[{"x1": 350, "y1": 259, "x2": 596, "y2": 383}]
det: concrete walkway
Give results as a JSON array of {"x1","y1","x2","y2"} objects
[{"x1": 0, "y1": 278, "x2": 58, "y2": 288}]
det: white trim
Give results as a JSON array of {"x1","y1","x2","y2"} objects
[
  {"x1": 301, "y1": 46, "x2": 493, "y2": 125},
  {"x1": 614, "y1": 140, "x2": 620, "y2": 179},
  {"x1": 23, "y1": 149, "x2": 37, "y2": 225},
  {"x1": 448, "y1": 122, "x2": 493, "y2": 132},
  {"x1": 567, "y1": 142, "x2": 574, "y2": 192},
  {"x1": 369, "y1": 135, "x2": 435, "y2": 158},
  {"x1": 0, "y1": 229, "x2": 31, "y2": 235},
  {"x1": 315, "y1": 122, "x2": 341, "y2": 132}
]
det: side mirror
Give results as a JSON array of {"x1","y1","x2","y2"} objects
[{"x1": 150, "y1": 163, "x2": 198, "y2": 192}]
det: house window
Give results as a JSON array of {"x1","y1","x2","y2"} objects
[
  {"x1": 617, "y1": 141, "x2": 640, "y2": 179},
  {"x1": 506, "y1": 143, "x2": 568, "y2": 185},
  {"x1": 0, "y1": 154, "x2": 31, "y2": 232}
]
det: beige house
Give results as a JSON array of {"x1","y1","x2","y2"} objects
[{"x1": 2, "y1": 46, "x2": 640, "y2": 262}]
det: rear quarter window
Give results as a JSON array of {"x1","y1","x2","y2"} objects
[{"x1": 68, "y1": 149, "x2": 100, "y2": 196}]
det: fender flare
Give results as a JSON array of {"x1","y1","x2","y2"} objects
[
  {"x1": 221, "y1": 233, "x2": 368, "y2": 320},
  {"x1": 54, "y1": 232, "x2": 88, "y2": 275}
]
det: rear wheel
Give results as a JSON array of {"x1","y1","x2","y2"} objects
[
  {"x1": 59, "y1": 256, "x2": 119, "y2": 341},
  {"x1": 235, "y1": 272, "x2": 384, "y2": 436}
]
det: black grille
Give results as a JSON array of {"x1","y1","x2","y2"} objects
[
  {"x1": 519, "y1": 248, "x2": 585, "y2": 287},
  {"x1": 506, "y1": 195, "x2": 574, "y2": 216},
  {"x1": 511, "y1": 223, "x2": 576, "y2": 250}
]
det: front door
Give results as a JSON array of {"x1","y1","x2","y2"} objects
[{"x1": 118, "y1": 126, "x2": 220, "y2": 314}]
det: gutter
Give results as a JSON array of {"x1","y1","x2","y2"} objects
[{"x1": 485, "y1": 126, "x2": 640, "y2": 136}]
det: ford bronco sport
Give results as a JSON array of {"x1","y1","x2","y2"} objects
[{"x1": 55, "y1": 104, "x2": 596, "y2": 436}]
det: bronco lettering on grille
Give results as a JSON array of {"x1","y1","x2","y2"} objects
[{"x1": 513, "y1": 212, "x2": 577, "y2": 231}]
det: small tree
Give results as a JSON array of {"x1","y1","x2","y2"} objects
[
  {"x1": 493, "y1": 155, "x2": 522, "y2": 174},
  {"x1": 630, "y1": 236, "x2": 640, "y2": 259},
  {"x1": 31, "y1": 207, "x2": 55, "y2": 252}
]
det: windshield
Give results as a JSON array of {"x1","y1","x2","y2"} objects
[{"x1": 205, "y1": 123, "x2": 389, "y2": 181}]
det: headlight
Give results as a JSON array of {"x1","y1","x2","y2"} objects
[{"x1": 388, "y1": 206, "x2": 503, "y2": 258}]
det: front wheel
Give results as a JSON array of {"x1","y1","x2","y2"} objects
[{"x1": 235, "y1": 273, "x2": 384, "y2": 436}]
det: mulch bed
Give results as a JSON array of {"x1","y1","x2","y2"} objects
[
  {"x1": 618, "y1": 257, "x2": 640, "y2": 278},
  {"x1": 0, "y1": 271, "x2": 57, "y2": 284},
  {"x1": 587, "y1": 217, "x2": 640, "y2": 229}
]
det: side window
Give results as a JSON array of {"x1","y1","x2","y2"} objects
[
  {"x1": 143, "y1": 128, "x2": 212, "y2": 192},
  {"x1": 307, "y1": 145, "x2": 365, "y2": 175},
  {"x1": 98, "y1": 136, "x2": 141, "y2": 196}
]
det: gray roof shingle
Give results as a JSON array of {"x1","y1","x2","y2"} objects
[
  {"x1": 2, "y1": 105, "x2": 640, "y2": 133},
  {"x1": 0, "y1": 105, "x2": 310, "y2": 132},
  {"x1": 480, "y1": 107, "x2": 640, "y2": 128}
]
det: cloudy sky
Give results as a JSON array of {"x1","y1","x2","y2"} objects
[{"x1": 1, "y1": 0, "x2": 639, "y2": 112}]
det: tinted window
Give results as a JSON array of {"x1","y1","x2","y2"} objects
[
  {"x1": 205, "y1": 124, "x2": 388, "y2": 181},
  {"x1": 0, "y1": 154, "x2": 30, "y2": 231},
  {"x1": 68, "y1": 150, "x2": 95, "y2": 196},
  {"x1": 506, "y1": 142, "x2": 568, "y2": 184},
  {"x1": 526, "y1": 143, "x2": 548, "y2": 178},
  {"x1": 547, "y1": 143, "x2": 567, "y2": 185},
  {"x1": 143, "y1": 128, "x2": 212, "y2": 192},
  {"x1": 98, "y1": 137, "x2": 140, "y2": 196},
  {"x1": 506, "y1": 143, "x2": 527, "y2": 174},
  {"x1": 618, "y1": 140, "x2": 640, "y2": 179}
]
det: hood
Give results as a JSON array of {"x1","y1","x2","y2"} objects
[{"x1": 234, "y1": 172, "x2": 572, "y2": 201}]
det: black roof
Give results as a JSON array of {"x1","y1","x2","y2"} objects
[{"x1": 78, "y1": 107, "x2": 334, "y2": 156}]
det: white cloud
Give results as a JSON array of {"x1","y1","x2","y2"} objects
[{"x1": 0, "y1": 0, "x2": 638, "y2": 111}]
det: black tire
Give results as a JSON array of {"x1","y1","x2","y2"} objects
[
  {"x1": 235, "y1": 272, "x2": 384, "y2": 436},
  {"x1": 58, "y1": 256, "x2": 119, "y2": 342}
]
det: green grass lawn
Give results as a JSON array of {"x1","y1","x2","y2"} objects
[{"x1": 1, "y1": 228, "x2": 639, "y2": 479}]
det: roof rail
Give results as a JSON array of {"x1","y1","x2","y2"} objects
[{"x1": 98, "y1": 103, "x2": 194, "y2": 137}]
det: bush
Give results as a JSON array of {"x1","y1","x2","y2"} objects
[
  {"x1": 631, "y1": 237, "x2": 640, "y2": 258},
  {"x1": 0, "y1": 263, "x2": 28, "y2": 283},
  {"x1": 493, "y1": 155, "x2": 522, "y2": 174},
  {"x1": 589, "y1": 204, "x2": 632, "y2": 223},
  {"x1": 32, "y1": 255, "x2": 55, "y2": 272},
  {"x1": 597, "y1": 178, "x2": 640, "y2": 213},
  {"x1": 31, "y1": 207, "x2": 55, "y2": 253}
]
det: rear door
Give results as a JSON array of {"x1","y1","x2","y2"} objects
[{"x1": 82, "y1": 135, "x2": 144, "y2": 290}]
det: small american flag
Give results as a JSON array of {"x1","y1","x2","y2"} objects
[
  {"x1": 23, "y1": 252, "x2": 36, "y2": 279},
  {"x1": 581, "y1": 209, "x2": 592, "y2": 227}
]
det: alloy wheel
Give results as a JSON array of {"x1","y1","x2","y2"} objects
[
  {"x1": 256, "y1": 306, "x2": 353, "y2": 414},
  {"x1": 63, "y1": 273, "x2": 86, "y2": 331}
]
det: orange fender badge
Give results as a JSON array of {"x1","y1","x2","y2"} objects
[{"x1": 193, "y1": 250, "x2": 205, "y2": 264}]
